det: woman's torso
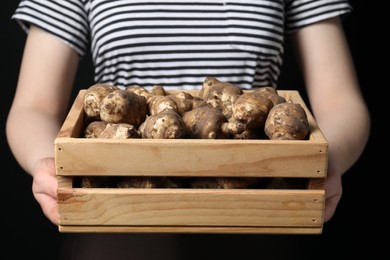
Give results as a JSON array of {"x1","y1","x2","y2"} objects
[
  {"x1": 13, "y1": 0, "x2": 352, "y2": 90},
  {"x1": 87, "y1": 0, "x2": 285, "y2": 89}
]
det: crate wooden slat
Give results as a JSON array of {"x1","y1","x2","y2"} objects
[
  {"x1": 59, "y1": 226, "x2": 323, "y2": 234},
  {"x1": 55, "y1": 89, "x2": 327, "y2": 234},
  {"x1": 56, "y1": 139, "x2": 326, "y2": 178},
  {"x1": 58, "y1": 188, "x2": 323, "y2": 226}
]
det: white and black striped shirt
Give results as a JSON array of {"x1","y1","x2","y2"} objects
[{"x1": 12, "y1": 0, "x2": 352, "y2": 90}]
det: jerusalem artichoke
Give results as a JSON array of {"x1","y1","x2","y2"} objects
[{"x1": 264, "y1": 101, "x2": 310, "y2": 140}]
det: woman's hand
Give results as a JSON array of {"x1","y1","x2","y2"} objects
[
  {"x1": 32, "y1": 157, "x2": 59, "y2": 226},
  {"x1": 323, "y1": 166, "x2": 342, "y2": 222}
]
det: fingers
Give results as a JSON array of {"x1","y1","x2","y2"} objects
[
  {"x1": 31, "y1": 157, "x2": 59, "y2": 225},
  {"x1": 34, "y1": 192, "x2": 59, "y2": 226},
  {"x1": 324, "y1": 194, "x2": 341, "y2": 222},
  {"x1": 324, "y1": 171, "x2": 342, "y2": 223}
]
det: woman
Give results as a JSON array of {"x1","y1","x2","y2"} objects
[{"x1": 7, "y1": 1, "x2": 370, "y2": 259}]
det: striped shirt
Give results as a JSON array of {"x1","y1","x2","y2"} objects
[{"x1": 12, "y1": 0, "x2": 352, "y2": 90}]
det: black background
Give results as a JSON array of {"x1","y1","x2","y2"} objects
[{"x1": 1, "y1": 1, "x2": 382, "y2": 259}]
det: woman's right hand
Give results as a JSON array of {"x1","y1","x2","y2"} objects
[{"x1": 32, "y1": 157, "x2": 59, "y2": 226}]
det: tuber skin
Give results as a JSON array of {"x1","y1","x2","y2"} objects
[
  {"x1": 232, "y1": 92, "x2": 274, "y2": 130},
  {"x1": 117, "y1": 177, "x2": 160, "y2": 188},
  {"x1": 159, "y1": 177, "x2": 187, "y2": 188},
  {"x1": 117, "y1": 177, "x2": 186, "y2": 188},
  {"x1": 100, "y1": 89, "x2": 148, "y2": 128},
  {"x1": 168, "y1": 91, "x2": 207, "y2": 115},
  {"x1": 98, "y1": 123, "x2": 141, "y2": 139},
  {"x1": 251, "y1": 86, "x2": 286, "y2": 106},
  {"x1": 126, "y1": 85, "x2": 179, "y2": 116},
  {"x1": 151, "y1": 84, "x2": 166, "y2": 96},
  {"x1": 126, "y1": 85, "x2": 151, "y2": 99},
  {"x1": 181, "y1": 105, "x2": 245, "y2": 139},
  {"x1": 84, "y1": 121, "x2": 107, "y2": 138},
  {"x1": 138, "y1": 110, "x2": 187, "y2": 139},
  {"x1": 190, "y1": 177, "x2": 260, "y2": 189},
  {"x1": 147, "y1": 95, "x2": 179, "y2": 116},
  {"x1": 220, "y1": 118, "x2": 247, "y2": 136},
  {"x1": 198, "y1": 77, "x2": 243, "y2": 119},
  {"x1": 231, "y1": 92, "x2": 273, "y2": 139},
  {"x1": 264, "y1": 101, "x2": 310, "y2": 140},
  {"x1": 233, "y1": 128, "x2": 266, "y2": 140},
  {"x1": 79, "y1": 176, "x2": 116, "y2": 188},
  {"x1": 83, "y1": 84, "x2": 119, "y2": 120}
]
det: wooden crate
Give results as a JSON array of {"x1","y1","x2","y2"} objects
[{"x1": 55, "y1": 89, "x2": 327, "y2": 234}]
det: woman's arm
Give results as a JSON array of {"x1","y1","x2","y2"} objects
[
  {"x1": 7, "y1": 25, "x2": 79, "y2": 175},
  {"x1": 6, "y1": 25, "x2": 79, "y2": 224},
  {"x1": 290, "y1": 17, "x2": 371, "y2": 222}
]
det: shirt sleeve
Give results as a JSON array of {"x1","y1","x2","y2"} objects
[
  {"x1": 12, "y1": 0, "x2": 89, "y2": 57},
  {"x1": 285, "y1": 0, "x2": 353, "y2": 33}
]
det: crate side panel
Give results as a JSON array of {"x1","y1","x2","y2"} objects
[
  {"x1": 57, "y1": 90, "x2": 86, "y2": 138},
  {"x1": 308, "y1": 178, "x2": 325, "y2": 190},
  {"x1": 58, "y1": 189, "x2": 324, "y2": 227},
  {"x1": 57, "y1": 176, "x2": 73, "y2": 188},
  {"x1": 55, "y1": 139, "x2": 327, "y2": 177}
]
